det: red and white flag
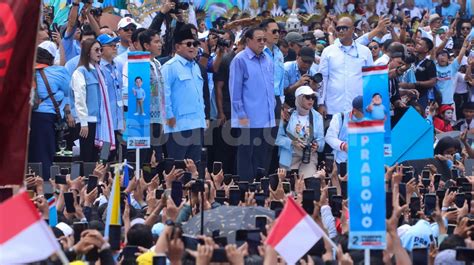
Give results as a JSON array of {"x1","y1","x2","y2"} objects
[
  {"x1": 0, "y1": 192, "x2": 61, "y2": 264},
  {"x1": 266, "y1": 196, "x2": 326, "y2": 265}
]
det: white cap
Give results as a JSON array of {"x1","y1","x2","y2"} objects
[
  {"x1": 295, "y1": 85, "x2": 316, "y2": 97},
  {"x1": 198, "y1": 30, "x2": 209, "y2": 40},
  {"x1": 313, "y1": 29, "x2": 325, "y2": 39},
  {"x1": 117, "y1": 17, "x2": 141, "y2": 29},
  {"x1": 56, "y1": 222, "x2": 74, "y2": 237},
  {"x1": 38, "y1": 40, "x2": 57, "y2": 58}
]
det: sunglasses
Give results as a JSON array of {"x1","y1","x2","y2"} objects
[
  {"x1": 255, "y1": 37, "x2": 267, "y2": 43},
  {"x1": 303, "y1": 95, "x2": 316, "y2": 101},
  {"x1": 368, "y1": 45, "x2": 379, "y2": 50},
  {"x1": 336, "y1": 26, "x2": 350, "y2": 32},
  {"x1": 271, "y1": 29, "x2": 279, "y2": 34},
  {"x1": 462, "y1": 27, "x2": 472, "y2": 30},
  {"x1": 181, "y1": 40, "x2": 200, "y2": 47},
  {"x1": 122, "y1": 26, "x2": 136, "y2": 32},
  {"x1": 93, "y1": 47, "x2": 103, "y2": 53}
]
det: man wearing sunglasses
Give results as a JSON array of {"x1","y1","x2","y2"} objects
[
  {"x1": 261, "y1": 18, "x2": 285, "y2": 174},
  {"x1": 319, "y1": 16, "x2": 373, "y2": 117},
  {"x1": 117, "y1": 17, "x2": 140, "y2": 55},
  {"x1": 161, "y1": 27, "x2": 206, "y2": 162},
  {"x1": 229, "y1": 27, "x2": 276, "y2": 182}
]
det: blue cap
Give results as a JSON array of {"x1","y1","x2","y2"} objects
[{"x1": 97, "y1": 34, "x2": 120, "y2": 45}]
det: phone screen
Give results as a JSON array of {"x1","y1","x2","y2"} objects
[
  {"x1": 229, "y1": 189, "x2": 240, "y2": 206},
  {"x1": 55, "y1": 174, "x2": 67, "y2": 185},
  {"x1": 282, "y1": 182, "x2": 291, "y2": 194},
  {"x1": 411, "y1": 247, "x2": 428, "y2": 265},
  {"x1": 171, "y1": 181, "x2": 183, "y2": 207},
  {"x1": 410, "y1": 196, "x2": 421, "y2": 216},
  {"x1": 142, "y1": 164, "x2": 153, "y2": 183},
  {"x1": 223, "y1": 174, "x2": 232, "y2": 185},
  {"x1": 424, "y1": 194, "x2": 436, "y2": 216},
  {"x1": 455, "y1": 193, "x2": 465, "y2": 208},
  {"x1": 256, "y1": 167, "x2": 265, "y2": 182},
  {"x1": 255, "y1": 216, "x2": 267, "y2": 235},
  {"x1": 255, "y1": 193, "x2": 265, "y2": 207},
  {"x1": 328, "y1": 187, "x2": 337, "y2": 202},
  {"x1": 109, "y1": 224, "x2": 121, "y2": 250},
  {"x1": 181, "y1": 172, "x2": 192, "y2": 185},
  {"x1": 330, "y1": 195, "x2": 343, "y2": 218},
  {"x1": 73, "y1": 222, "x2": 89, "y2": 243},
  {"x1": 339, "y1": 162, "x2": 347, "y2": 177},
  {"x1": 99, "y1": 142, "x2": 111, "y2": 164},
  {"x1": 303, "y1": 189, "x2": 315, "y2": 215},
  {"x1": 164, "y1": 158, "x2": 175, "y2": 174},
  {"x1": 269, "y1": 173, "x2": 279, "y2": 191},
  {"x1": 63, "y1": 192, "x2": 75, "y2": 213},
  {"x1": 174, "y1": 160, "x2": 186, "y2": 171},
  {"x1": 386, "y1": 191, "x2": 393, "y2": 219},
  {"x1": 325, "y1": 154, "x2": 334, "y2": 172},
  {"x1": 456, "y1": 247, "x2": 474, "y2": 262},
  {"x1": 260, "y1": 178, "x2": 270, "y2": 196},
  {"x1": 153, "y1": 256, "x2": 167, "y2": 265},
  {"x1": 213, "y1": 162, "x2": 223, "y2": 175},
  {"x1": 122, "y1": 245, "x2": 139, "y2": 260},
  {"x1": 155, "y1": 189, "x2": 164, "y2": 199},
  {"x1": 87, "y1": 175, "x2": 98, "y2": 193}
]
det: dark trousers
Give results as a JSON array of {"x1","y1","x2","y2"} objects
[
  {"x1": 267, "y1": 96, "x2": 282, "y2": 175},
  {"x1": 454, "y1": 92, "x2": 469, "y2": 119},
  {"x1": 29, "y1": 112, "x2": 56, "y2": 180},
  {"x1": 78, "y1": 122, "x2": 98, "y2": 162},
  {"x1": 213, "y1": 120, "x2": 238, "y2": 175},
  {"x1": 236, "y1": 127, "x2": 272, "y2": 182},
  {"x1": 166, "y1": 128, "x2": 203, "y2": 162}
]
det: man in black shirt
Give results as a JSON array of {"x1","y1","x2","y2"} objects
[
  {"x1": 399, "y1": 37, "x2": 437, "y2": 110},
  {"x1": 212, "y1": 39, "x2": 245, "y2": 174}
]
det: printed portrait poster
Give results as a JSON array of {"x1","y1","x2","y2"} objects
[{"x1": 126, "y1": 51, "x2": 150, "y2": 149}]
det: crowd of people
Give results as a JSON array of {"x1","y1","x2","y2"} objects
[{"x1": 15, "y1": 0, "x2": 474, "y2": 264}]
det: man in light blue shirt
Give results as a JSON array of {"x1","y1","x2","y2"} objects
[
  {"x1": 283, "y1": 47, "x2": 319, "y2": 109},
  {"x1": 431, "y1": 0, "x2": 461, "y2": 25},
  {"x1": 261, "y1": 18, "x2": 285, "y2": 174},
  {"x1": 162, "y1": 26, "x2": 206, "y2": 162},
  {"x1": 229, "y1": 27, "x2": 276, "y2": 181},
  {"x1": 435, "y1": 44, "x2": 467, "y2": 105}
]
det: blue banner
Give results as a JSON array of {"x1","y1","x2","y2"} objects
[
  {"x1": 126, "y1": 51, "x2": 151, "y2": 149},
  {"x1": 362, "y1": 66, "x2": 392, "y2": 157},
  {"x1": 348, "y1": 120, "x2": 386, "y2": 250}
]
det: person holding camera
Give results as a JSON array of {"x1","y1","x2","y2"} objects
[
  {"x1": 276, "y1": 86, "x2": 325, "y2": 179},
  {"x1": 283, "y1": 47, "x2": 320, "y2": 109}
]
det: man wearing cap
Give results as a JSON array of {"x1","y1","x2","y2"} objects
[
  {"x1": 229, "y1": 27, "x2": 275, "y2": 182},
  {"x1": 283, "y1": 47, "x2": 319, "y2": 109},
  {"x1": 319, "y1": 17, "x2": 373, "y2": 116},
  {"x1": 162, "y1": 27, "x2": 206, "y2": 162},
  {"x1": 284, "y1": 32, "x2": 305, "y2": 62},
  {"x1": 117, "y1": 17, "x2": 141, "y2": 55},
  {"x1": 97, "y1": 34, "x2": 124, "y2": 159},
  {"x1": 325, "y1": 96, "x2": 366, "y2": 166}
]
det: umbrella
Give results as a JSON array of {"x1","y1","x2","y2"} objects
[{"x1": 182, "y1": 206, "x2": 274, "y2": 243}]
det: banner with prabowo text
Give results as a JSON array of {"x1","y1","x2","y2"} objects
[
  {"x1": 348, "y1": 120, "x2": 386, "y2": 250},
  {"x1": 362, "y1": 65, "x2": 392, "y2": 157},
  {"x1": 126, "y1": 51, "x2": 151, "y2": 149}
]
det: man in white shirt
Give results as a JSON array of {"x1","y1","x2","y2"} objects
[{"x1": 318, "y1": 17, "x2": 373, "y2": 116}]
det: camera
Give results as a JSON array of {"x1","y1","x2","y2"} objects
[
  {"x1": 309, "y1": 73, "x2": 323, "y2": 83},
  {"x1": 209, "y1": 28, "x2": 231, "y2": 48},
  {"x1": 217, "y1": 38, "x2": 231, "y2": 48},
  {"x1": 170, "y1": 0, "x2": 189, "y2": 13},
  {"x1": 302, "y1": 144, "x2": 312, "y2": 164},
  {"x1": 90, "y1": 8, "x2": 103, "y2": 17}
]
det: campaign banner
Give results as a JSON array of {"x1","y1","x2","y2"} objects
[
  {"x1": 362, "y1": 65, "x2": 392, "y2": 157},
  {"x1": 126, "y1": 51, "x2": 150, "y2": 149},
  {"x1": 348, "y1": 120, "x2": 386, "y2": 250}
]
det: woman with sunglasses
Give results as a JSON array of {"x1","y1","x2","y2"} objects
[
  {"x1": 276, "y1": 86, "x2": 325, "y2": 179},
  {"x1": 71, "y1": 39, "x2": 104, "y2": 162}
]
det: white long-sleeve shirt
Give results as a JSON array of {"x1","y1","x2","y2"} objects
[
  {"x1": 325, "y1": 112, "x2": 349, "y2": 164},
  {"x1": 71, "y1": 64, "x2": 98, "y2": 126},
  {"x1": 318, "y1": 39, "x2": 373, "y2": 115}
]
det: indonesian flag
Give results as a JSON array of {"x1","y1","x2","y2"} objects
[
  {"x1": 266, "y1": 196, "x2": 326, "y2": 265},
  {"x1": 0, "y1": 192, "x2": 61, "y2": 264}
]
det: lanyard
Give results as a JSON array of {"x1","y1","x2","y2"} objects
[{"x1": 415, "y1": 58, "x2": 427, "y2": 71}]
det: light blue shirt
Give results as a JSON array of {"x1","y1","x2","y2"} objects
[
  {"x1": 134, "y1": 87, "x2": 145, "y2": 99},
  {"x1": 62, "y1": 28, "x2": 80, "y2": 62},
  {"x1": 276, "y1": 109, "x2": 325, "y2": 168},
  {"x1": 117, "y1": 43, "x2": 128, "y2": 55},
  {"x1": 229, "y1": 47, "x2": 276, "y2": 128},
  {"x1": 65, "y1": 55, "x2": 80, "y2": 76},
  {"x1": 263, "y1": 45, "x2": 285, "y2": 96},
  {"x1": 431, "y1": 3, "x2": 461, "y2": 25},
  {"x1": 162, "y1": 54, "x2": 206, "y2": 133},
  {"x1": 283, "y1": 61, "x2": 319, "y2": 90},
  {"x1": 34, "y1": 66, "x2": 70, "y2": 117},
  {"x1": 99, "y1": 59, "x2": 124, "y2": 131},
  {"x1": 435, "y1": 60, "x2": 460, "y2": 104}
]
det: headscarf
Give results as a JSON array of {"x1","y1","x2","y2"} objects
[{"x1": 295, "y1": 94, "x2": 311, "y2": 116}]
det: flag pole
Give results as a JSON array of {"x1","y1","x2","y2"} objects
[
  {"x1": 136, "y1": 148, "x2": 140, "y2": 180},
  {"x1": 55, "y1": 249, "x2": 69, "y2": 264},
  {"x1": 364, "y1": 249, "x2": 370, "y2": 265}
]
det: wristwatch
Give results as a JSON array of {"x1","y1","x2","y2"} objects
[{"x1": 165, "y1": 219, "x2": 175, "y2": 226}]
